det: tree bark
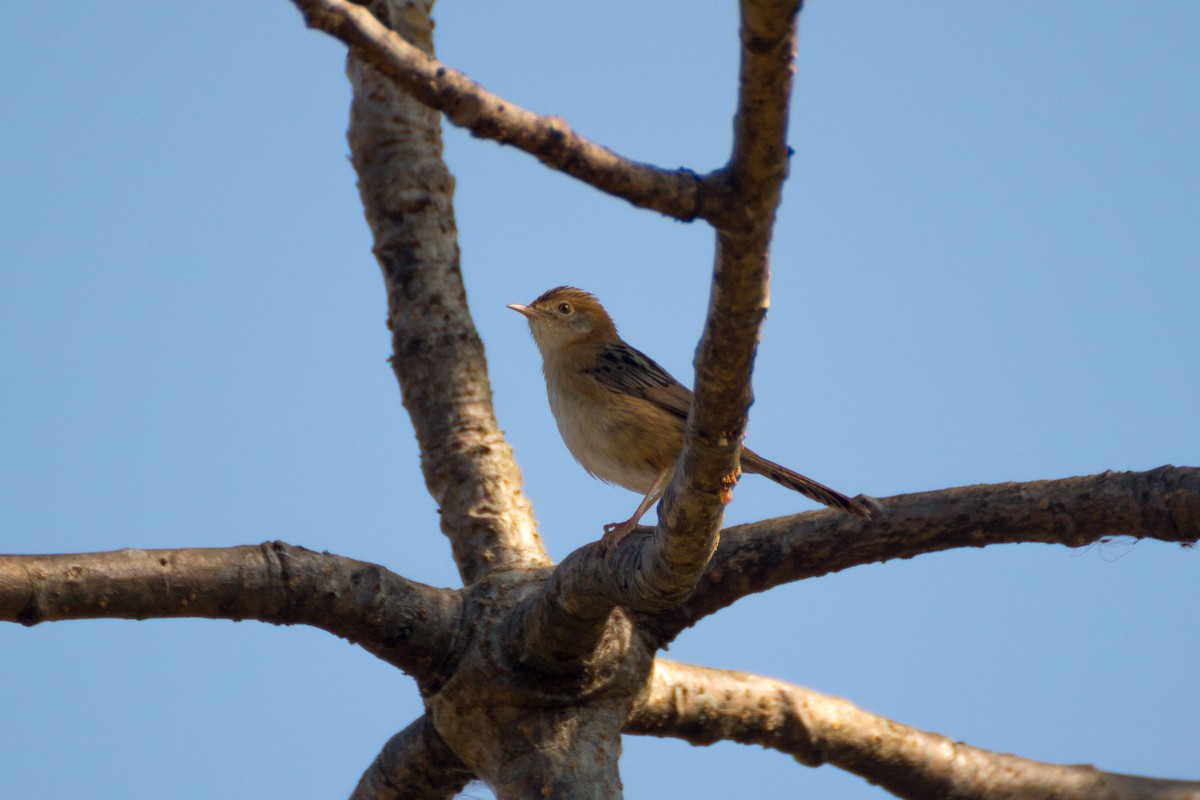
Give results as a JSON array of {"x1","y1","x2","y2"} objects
[
  {"x1": 629, "y1": 659, "x2": 1200, "y2": 800},
  {"x1": 0, "y1": 542, "x2": 461, "y2": 677},
  {"x1": 644, "y1": 465, "x2": 1200, "y2": 643},
  {"x1": 351, "y1": 715, "x2": 474, "y2": 800},
  {"x1": 342, "y1": 0, "x2": 550, "y2": 584}
]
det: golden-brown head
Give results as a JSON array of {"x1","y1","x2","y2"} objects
[{"x1": 507, "y1": 286, "x2": 619, "y2": 357}]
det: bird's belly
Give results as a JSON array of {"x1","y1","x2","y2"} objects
[{"x1": 548, "y1": 387, "x2": 680, "y2": 494}]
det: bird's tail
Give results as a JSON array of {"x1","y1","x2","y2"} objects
[{"x1": 741, "y1": 448, "x2": 872, "y2": 519}]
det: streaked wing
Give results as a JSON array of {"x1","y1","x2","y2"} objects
[{"x1": 585, "y1": 342, "x2": 694, "y2": 419}]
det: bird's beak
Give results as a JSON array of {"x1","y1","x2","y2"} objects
[{"x1": 506, "y1": 303, "x2": 541, "y2": 319}]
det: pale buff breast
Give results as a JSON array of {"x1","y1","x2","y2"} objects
[{"x1": 546, "y1": 373, "x2": 682, "y2": 494}]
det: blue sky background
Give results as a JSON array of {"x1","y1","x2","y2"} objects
[{"x1": 1, "y1": 2, "x2": 1197, "y2": 798}]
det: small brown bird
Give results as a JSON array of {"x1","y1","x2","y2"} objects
[{"x1": 508, "y1": 286, "x2": 870, "y2": 547}]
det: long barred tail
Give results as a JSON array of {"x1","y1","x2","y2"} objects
[{"x1": 741, "y1": 448, "x2": 873, "y2": 519}]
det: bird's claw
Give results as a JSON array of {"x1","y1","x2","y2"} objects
[{"x1": 601, "y1": 520, "x2": 637, "y2": 559}]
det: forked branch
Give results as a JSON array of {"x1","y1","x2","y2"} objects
[
  {"x1": 293, "y1": 0, "x2": 712, "y2": 221},
  {"x1": 635, "y1": 0, "x2": 803, "y2": 601},
  {"x1": 506, "y1": 0, "x2": 806, "y2": 667}
]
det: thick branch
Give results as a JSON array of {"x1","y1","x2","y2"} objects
[
  {"x1": 340, "y1": 0, "x2": 550, "y2": 583},
  {"x1": 426, "y1": 568, "x2": 647, "y2": 796},
  {"x1": 350, "y1": 715, "x2": 474, "y2": 800},
  {"x1": 293, "y1": 0, "x2": 711, "y2": 221},
  {"x1": 507, "y1": 541, "x2": 673, "y2": 673},
  {"x1": 628, "y1": 659, "x2": 1200, "y2": 800},
  {"x1": 645, "y1": 466, "x2": 1200, "y2": 643},
  {"x1": 0, "y1": 543, "x2": 461, "y2": 678}
]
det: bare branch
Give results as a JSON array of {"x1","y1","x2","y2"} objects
[
  {"x1": 628, "y1": 659, "x2": 1200, "y2": 800},
  {"x1": 644, "y1": 465, "x2": 1200, "y2": 642},
  {"x1": 338, "y1": 0, "x2": 550, "y2": 583},
  {"x1": 292, "y1": 0, "x2": 712, "y2": 221},
  {"x1": 727, "y1": 0, "x2": 804, "y2": 228},
  {"x1": 0, "y1": 543, "x2": 461, "y2": 678},
  {"x1": 632, "y1": 0, "x2": 802, "y2": 603},
  {"x1": 506, "y1": 0, "x2": 806, "y2": 665},
  {"x1": 350, "y1": 715, "x2": 474, "y2": 800}
]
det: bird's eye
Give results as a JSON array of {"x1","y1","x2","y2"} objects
[{"x1": 557, "y1": 302, "x2": 573, "y2": 315}]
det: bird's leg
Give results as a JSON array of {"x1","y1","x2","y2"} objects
[{"x1": 602, "y1": 467, "x2": 671, "y2": 552}]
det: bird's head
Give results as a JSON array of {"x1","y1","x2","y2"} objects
[{"x1": 507, "y1": 286, "x2": 618, "y2": 356}]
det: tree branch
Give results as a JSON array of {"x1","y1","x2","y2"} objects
[
  {"x1": 726, "y1": 0, "x2": 804, "y2": 228},
  {"x1": 643, "y1": 466, "x2": 1200, "y2": 643},
  {"x1": 633, "y1": 0, "x2": 802, "y2": 603},
  {"x1": 292, "y1": 0, "x2": 713, "y2": 221},
  {"x1": 505, "y1": 0, "x2": 805, "y2": 667},
  {"x1": 350, "y1": 715, "x2": 474, "y2": 800},
  {"x1": 337, "y1": 0, "x2": 550, "y2": 583},
  {"x1": 0, "y1": 543, "x2": 462, "y2": 679},
  {"x1": 628, "y1": 659, "x2": 1200, "y2": 800}
]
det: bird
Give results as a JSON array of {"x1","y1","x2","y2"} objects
[{"x1": 508, "y1": 286, "x2": 870, "y2": 548}]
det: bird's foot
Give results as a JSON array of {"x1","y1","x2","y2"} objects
[{"x1": 601, "y1": 519, "x2": 638, "y2": 558}]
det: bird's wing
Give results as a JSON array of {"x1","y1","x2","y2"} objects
[{"x1": 585, "y1": 342, "x2": 694, "y2": 420}]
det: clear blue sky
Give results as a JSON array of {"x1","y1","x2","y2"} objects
[{"x1": 1, "y1": 2, "x2": 1197, "y2": 798}]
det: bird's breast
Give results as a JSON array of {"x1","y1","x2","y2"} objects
[{"x1": 545, "y1": 370, "x2": 682, "y2": 494}]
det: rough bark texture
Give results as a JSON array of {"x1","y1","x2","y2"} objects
[
  {"x1": 632, "y1": 0, "x2": 802, "y2": 602},
  {"x1": 342, "y1": 0, "x2": 550, "y2": 584},
  {"x1": 350, "y1": 716, "x2": 474, "y2": 800},
  {"x1": 628, "y1": 660, "x2": 1200, "y2": 800},
  {"x1": 0, "y1": 542, "x2": 461, "y2": 677},
  {"x1": 646, "y1": 465, "x2": 1200, "y2": 643},
  {"x1": 424, "y1": 569, "x2": 653, "y2": 799}
]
